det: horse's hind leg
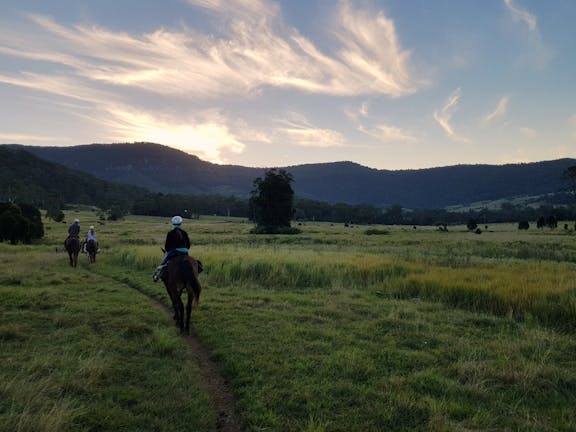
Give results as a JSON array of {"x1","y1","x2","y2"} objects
[
  {"x1": 185, "y1": 288, "x2": 192, "y2": 334},
  {"x1": 175, "y1": 296, "x2": 185, "y2": 332},
  {"x1": 168, "y1": 287, "x2": 185, "y2": 332}
]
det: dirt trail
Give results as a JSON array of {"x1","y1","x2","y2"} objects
[
  {"x1": 185, "y1": 328, "x2": 243, "y2": 432},
  {"x1": 151, "y1": 300, "x2": 244, "y2": 432},
  {"x1": 92, "y1": 267, "x2": 243, "y2": 432}
]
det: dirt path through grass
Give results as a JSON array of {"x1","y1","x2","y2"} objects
[
  {"x1": 89, "y1": 266, "x2": 243, "y2": 432},
  {"x1": 152, "y1": 299, "x2": 243, "y2": 432}
]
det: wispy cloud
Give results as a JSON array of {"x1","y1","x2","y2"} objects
[
  {"x1": 503, "y1": 0, "x2": 537, "y2": 32},
  {"x1": 359, "y1": 124, "x2": 417, "y2": 143},
  {"x1": 503, "y1": 0, "x2": 552, "y2": 69},
  {"x1": 0, "y1": 71, "x2": 120, "y2": 111},
  {"x1": 346, "y1": 101, "x2": 416, "y2": 144},
  {"x1": 275, "y1": 112, "x2": 345, "y2": 148},
  {"x1": 433, "y1": 88, "x2": 471, "y2": 143},
  {"x1": 0, "y1": 133, "x2": 68, "y2": 144},
  {"x1": 482, "y1": 96, "x2": 509, "y2": 126},
  {"x1": 331, "y1": 0, "x2": 420, "y2": 97},
  {"x1": 0, "y1": 1, "x2": 421, "y2": 99}
]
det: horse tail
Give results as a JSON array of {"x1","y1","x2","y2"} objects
[{"x1": 182, "y1": 258, "x2": 202, "y2": 305}]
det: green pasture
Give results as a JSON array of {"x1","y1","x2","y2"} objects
[{"x1": 1, "y1": 208, "x2": 576, "y2": 431}]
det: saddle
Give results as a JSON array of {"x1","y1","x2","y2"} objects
[
  {"x1": 153, "y1": 254, "x2": 203, "y2": 282},
  {"x1": 64, "y1": 235, "x2": 79, "y2": 248}
]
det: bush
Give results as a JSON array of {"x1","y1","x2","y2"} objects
[
  {"x1": 518, "y1": 221, "x2": 530, "y2": 230},
  {"x1": 467, "y1": 219, "x2": 478, "y2": 231},
  {"x1": 364, "y1": 229, "x2": 391, "y2": 235},
  {"x1": 249, "y1": 225, "x2": 301, "y2": 235}
]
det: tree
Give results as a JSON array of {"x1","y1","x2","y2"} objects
[
  {"x1": 0, "y1": 202, "x2": 44, "y2": 244},
  {"x1": 18, "y1": 203, "x2": 44, "y2": 239},
  {"x1": 466, "y1": 219, "x2": 478, "y2": 231},
  {"x1": 518, "y1": 221, "x2": 530, "y2": 230},
  {"x1": 249, "y1": 169, "x2": 297, "y2": 233}
]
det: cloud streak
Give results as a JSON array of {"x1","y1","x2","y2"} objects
[
  {"x1": 433, "y1": 88, "x2": 471, "y2": 143},
  {"x1": 482, "y1": 96, "x2": 509, "y2": 126},
  {"x1": 359, "y1": 124, "x2": 417, "y2": 143},
  {"x1": 0, "y1": 133, "x2": 68, "y2": 143},
  {"x1": 503, "y1": 0, "x2": 537, "y2": 32},
  {"x1": 347, "y1": 102, "x2": 417, "y2": 144},
  {"x1": 275, "y1": 112, "x2": 345, "y2": 148},
  {"x1": 0, "y1": 1, "x2": 421, "y2": 99}
]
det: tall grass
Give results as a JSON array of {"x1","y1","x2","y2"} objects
[
  {"x1": 112, "y1": 241, "x2": 576, "y2": 331},
  {"x1": 8, "y1": 211, "x2": 574, "y2": 431}
]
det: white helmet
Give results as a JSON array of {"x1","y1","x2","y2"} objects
[
  {"x1": 74, "y1": 218, "x2": 80, "y2": 223},
  {"x1": 89, "y1": 225, "x2": 95, "y2": 230},
  {"x1": 171, "y1": 215, "x2": 183, "y2": 225}
]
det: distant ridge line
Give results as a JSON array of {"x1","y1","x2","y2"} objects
[{"x1": 5, "y1": 143, "x2": 575, "y2": 209}]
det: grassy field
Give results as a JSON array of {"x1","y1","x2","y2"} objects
[{"x1": 1, "y1": 208, "x2": 576, "y2": 431}]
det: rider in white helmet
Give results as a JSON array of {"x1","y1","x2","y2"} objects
[
  {"x1": 83, "y1": 225, "x2": 98, "y2": 252},
  {"x1": 153, "y1": 215, "x2": 191, "y2": 282},
  {"x1": 68, "y1": 218, "x2": 80, "y2": 237}
]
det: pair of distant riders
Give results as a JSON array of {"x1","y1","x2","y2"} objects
[{"x1": 66, "y1": 218, "x2": 98, "y2": 250}]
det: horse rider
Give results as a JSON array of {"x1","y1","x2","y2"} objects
[
  {"x1": 153, "y1": 215, "x2": 191, "y2": 282},
  {"x1": 64, "y1": 218, "x2": 80, "y2": 249},
  {"x1": 68, "y1": 218, "x2": 80, "y2": 238},
  {"x1": 84, "y1": 225, "x2": 98, "y2": 251}
]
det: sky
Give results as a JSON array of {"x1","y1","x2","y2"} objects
[{"x1": 1, "y1": 0, "x2": 575, "y2": 170}]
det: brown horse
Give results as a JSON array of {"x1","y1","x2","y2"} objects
[
  {"x1": 64, "y1": 236, "x2": 81, "y2": 267},
  {"x1": 162, "y1": 255, "x2": 202, "y2": 334},
  {"x1": 86, "y1": 239, "x2": 97, "y2": 263}
]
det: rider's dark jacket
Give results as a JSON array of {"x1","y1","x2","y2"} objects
[
  {"x1": 68, "y1": 222, "x2": 80, "y2": 237},
  {"x1": 164, "y1": 227, "x2": 190, "y2": 252}
]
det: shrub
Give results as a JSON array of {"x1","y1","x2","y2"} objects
[
  {"x1": 364, "y1": 229, "x2": 390, "y2": 235},
  {"x1": 518, "y1": 221, "x2": 530, "y2": 230},
  {"x1": 466, "y1": 219, "x2": 478, "y2": 231}
]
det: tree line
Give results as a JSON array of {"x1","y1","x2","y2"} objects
[
  {"x1": 128, "y1": 190, "x2": 576, "y2": 227},
  {"x1": 3, "y1": 146, "x2": 576, "y2": 230}
]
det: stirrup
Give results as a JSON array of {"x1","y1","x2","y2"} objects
[{"x1": 152, "y1": 265, "x2": 166, "y2": 282}]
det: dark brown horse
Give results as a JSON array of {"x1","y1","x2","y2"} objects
[
  {"x1": 162, "y1": 255, "x2": 202, "y2": 334},
  {"x1": 86, "y1": 239, "x2": 97, "y2": 263},
  {"x1": 64, "y1": 236, "x2": 81, "y2": 267}
]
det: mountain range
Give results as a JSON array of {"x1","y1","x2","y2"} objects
[
  {"x1": 7, "y1": 142, "x2": 576, "y2": 209},
  {"x1": 0, "y1": 146, "x2": 149, "y2": 209}
]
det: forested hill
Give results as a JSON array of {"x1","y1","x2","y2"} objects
[
  {"x1": 9, "y1": 142, "x2": 576, "y2": 208},
  {"x1": 13, "y1": 143, "x2": 261, "y2": 198},
  {"x1": 0, "y1": 146, "x2": 150, "y2": 210}
]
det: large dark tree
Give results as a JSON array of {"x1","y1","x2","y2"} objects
[
  {"x1": 249, "y1": 169, "x2": 295, "y2": 232},
  {"x1": 0, "y1": 202, "x2": 44, "y2": 244}
]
